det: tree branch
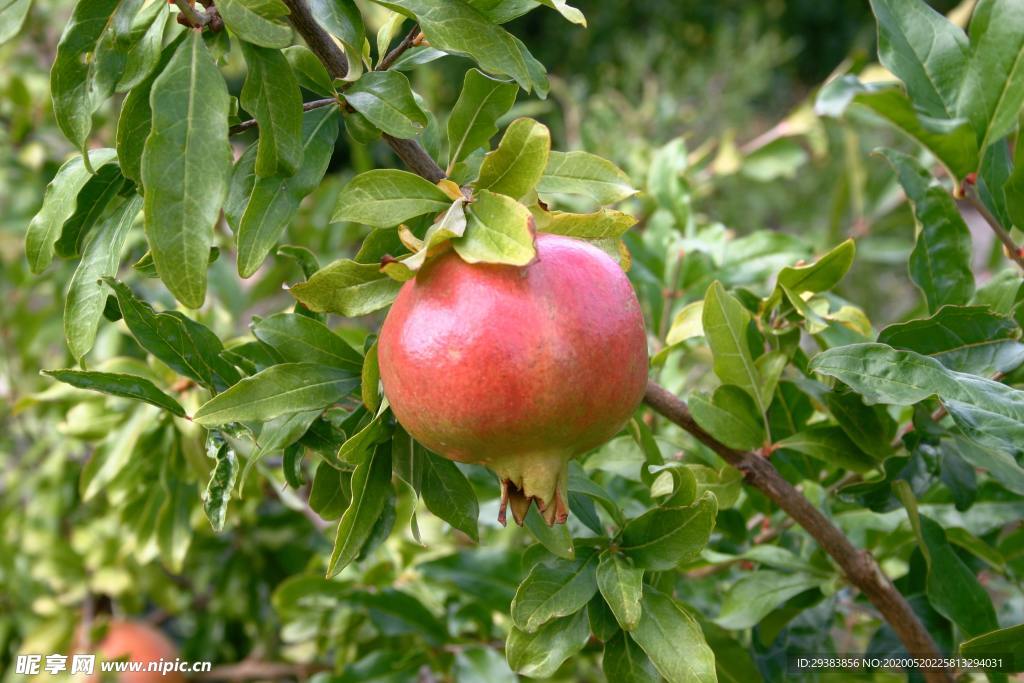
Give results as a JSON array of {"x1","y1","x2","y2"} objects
[
  {"x1": 281, "y1": 0, "x2": 446, "y2": 182},
  {"x1": 376, "y1": 25, "x2": 420, "y2": 72},
  {"x1": 962, "y1": 187, "x2": 1024, "y2": 272},
  {"x1": 642, "y1": 381, "x2": 952, "y2": 683}
]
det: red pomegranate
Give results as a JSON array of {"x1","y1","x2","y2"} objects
[
  {"x1": 86, "y1": 620, "x2": 185, "y2": 683},
  {"x1": 379, "y1": 233, "x2": 648, "y2": 526}
]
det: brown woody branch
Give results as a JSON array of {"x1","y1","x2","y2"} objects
[
  {"x1": 643, "y1": 382, "x2": 950, "y2": 683},
  {"x1": 281, "y1": 0, "x2": 446, "y2": 182},
  {"x1": 961, "y1": 185, "x2": 1024, "y2": 272},
  {"x1": 376, "y1": 25, "x2": 421, "y2": 72}
]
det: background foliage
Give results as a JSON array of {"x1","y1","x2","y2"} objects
[{"x1": 2, "y1": 0, "x2": 1024, "y2": 681}]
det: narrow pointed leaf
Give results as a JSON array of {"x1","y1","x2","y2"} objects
[
  {"x1": 193, "y1": 363, "x2": 358, "y2": 425},
  {"x1": 327, "y1": 443, "x2": 393, "y2": 576},
  {"x1": 620, "y1": 492, "x2": 717, "y2": 570},
  {"x1": 344, "y1": 70, "x2": 427, "y2": 139},
  {"x1": 237, "y1": 107, "x2": 340, "y2": 276},
  {"x1": 240, "y1": 42, "x2": 304, "y2": 178},
  {"x1": 217, "y1": 0, "x2": 292, "y2": 48},
  {"x1": 447, "y1": 68, "x2": 518, "y2": 169},
  {"x1": 252, "y1": 312, "x2": 363, "y2": 372},
  {"x1": 42, "y1": 369, "x2": 186, "y2": 417},
  {"x1": 632, "y1": 590, "x2": 716, "y2": 683},
  {"x1": 596, "y1": 552, "x2": 644, "y2": 631},
  {"x1": 64, "y1": 196, "x2": 141, "y2": 361},
  {"x1": 538, "y1": 151, "x2": 637, "y2": 204},
  {"x1": 25, "y1": 149, "x2": 118, "y2": 273},
  {"x1": 290, "y1": 258, "x2": 403, "y2": 316},
  {"x1": 332, "y1": 169, "x2": 451, "y2": 227},
  {"x1": 141, "y1": 31, "x2": 232, "y2": 308}
]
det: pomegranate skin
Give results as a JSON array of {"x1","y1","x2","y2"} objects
[
  {"x1": 86, "y1": 620, "x2": 185, "y2": 683},
  {"x1": 379, "y1": 233, "x2": 648, "y2": 525}
]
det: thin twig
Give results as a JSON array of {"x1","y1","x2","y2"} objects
[
  {"x1": 230, "y1": 98, "x2": 339, "y2": 135},
  {"x1": 962, "y1": 187, "x2": 1024, "y2": 271},
  {"x1": 643, "y1": 381, "x2": 951, "y2": 683},
  {"x1": 377, "y1": 25, "x2": 421, "y2": 72}
]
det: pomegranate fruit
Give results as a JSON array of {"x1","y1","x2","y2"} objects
[
  {"x1": 86, "y1": 620, "x2": 184, "y2": 683},
  {"x1": 379, "y1": 232, "x2": 648, "y2": 526}
]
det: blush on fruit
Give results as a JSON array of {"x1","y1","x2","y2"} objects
[{"x1": 379, "y1": 233, "x2": 648, "y2": 526}]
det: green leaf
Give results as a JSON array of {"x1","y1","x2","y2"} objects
[
  {"x1": 420, "y1": 450, "x2": 480, "y2": 541},
  {"x1": 895, "y1": 482, "x2": 998, "y2": 638},
  {"x1": 447, "y1": 68, "x2": 518, "y2": 171},
  {"x1": 103, "y1": 278, "x2": 241, "y2": 392},
  {"x1": 596, "y1": 551, "x2": 644, "y2": 631},
  {"x1": 54, "y1": 164, "x2": 126, "y2": 259},
  {"x1": 50, "y1": 0, "x2": 123, "y2": 157},
  {"x1": 331, "y1": 169, "x2": 451, "y2": 227},
  {"x1": 0, "y1": 0, "x2": 31, "y2": 45},
  {"x1": 475, "y1": 118, "x2": 551, "y2": 200},
  {"x1": 64, "y1": 196, "x2": 141, "y2": 362},
  {"x1": 193, "y1": 363, "x2": 358, "y2": 425},
  {"x1": 237, "y1": 107, "x2": 340, "y2": 276},
  {"x1": 878, "y1": 305, "x2": 1024, "y2": 376},
  {"x1": 820, "y1": 77, "x2": 979, "y2": 179},
  {"x1": 603, "y1": 632, "x2": 659, "y2": 683},
  {"x1": 536, "y1": 0, "x2": 585, "y2": 26},
  {"x1": 716, "y1": 570, "x2": 823, "y2": 629},
  {"x1": 111, "y1": 0, "x2": 168, "y2": 92},
  {"x1": 879, "y1": 148, "x2": 974, "y2": 312},
  {"x1": 308, "y1": 0, "x2": 364, "y2": 55},
  {"x1": 203, "y1": 441, "x2": 238, "y2": 532},
  {"x1": 290, "y1": 258, "x2": 403, "y2": 316},
  {"x1": 825, "y1": 391, "x2": 894, "y2": 460},
  {"x1": 524, "y1": 504, "x2": 575, "y2": 560},
  {"x1": 252, "y1": 312, "x2": 362, "y2": 372},
  {"x1": 688, "y1": 385, "x2": 765, "y2": 452},
  {"x1": 632, "y1": 589, "x2": 716, "y2": 683},
  {"x1": 702, "y1": 281, "x2": 769, "y2": 421},
  {"x1": 453, "y1": 189, "x2": 535, "y2": 266},
  {"x1": 375, "y1": 0, "x2": 547, "y2": 95},
  {"x1": 512, "y1": 552, "x2": 598, "y2": 633},
  {"x1": 809, "y1": 343, "x2": 1024, "y2": 455},
  {"x1": 455, "y1": 646, "x2": 519, "y2": 683},
  {"x1": 960, "y1": 624, "x2": 1024, "y2": 672},
  {"x1": 327, "y1": 442, "x2": 393, "y2": 577},
  {"x1": 774, "y1": 425, "x2": 878, "y2": 473},
  {"x1": 240, "y1": 42, "x2": 304, "y2": 178},
  {"x1": 861, "y1": 88, "x2": 978, "y2": 180},
  {"x1": 869, "y1": 0, "x2": 967, "y2": 120},
  {"x1": 620, "y1": 492, "x2": 717, "y2": 570},
  {"x1": 25, "y1": 149, "x2": 118, "y2": 273},
  {"x1": 309, "y1": 462, "x2": 351, "y2": 520},
  {"x1": 283, "y1": 45, "x2": 334, "y2": 96},
  {"x1": 666, "y1": 300, "x2": 704, "y2": 346},
  {"x1": 142, "y1": 31, "x2": 232, "y2": 308},
  {"x1": 959, "y1": 0, "x2": 1024, "y2": 152},
  {"x1": 776, "y1": 238, "x2": 855, "y2": 297},
  {"x1": 536, "y1": 208, "x2": 637, "y2": 239},
  {"x1": 242, "y1": 409, "x2": 321, "y2": 486},
  {"x1": 953, "y1": 436, "x2": 1024, "y2": 496},
  {"x1": 344, "y1": 70, "x2": 427, "y2": 139},
  {"x1": 217, "y1": 0, "x2": 292, "y2": 48},
  {"x1": 538, "y1": 150, "x2": 637, "y2": 204},
  {"x1": 505, "y1": 609, "x2": 589, "y2": 678},
  {"x1": 116, "y1": 34, "x2": 185, "y2": 188},
  {"x1": 42, "y1": 369, "x2": 186, "y2": 417}
]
